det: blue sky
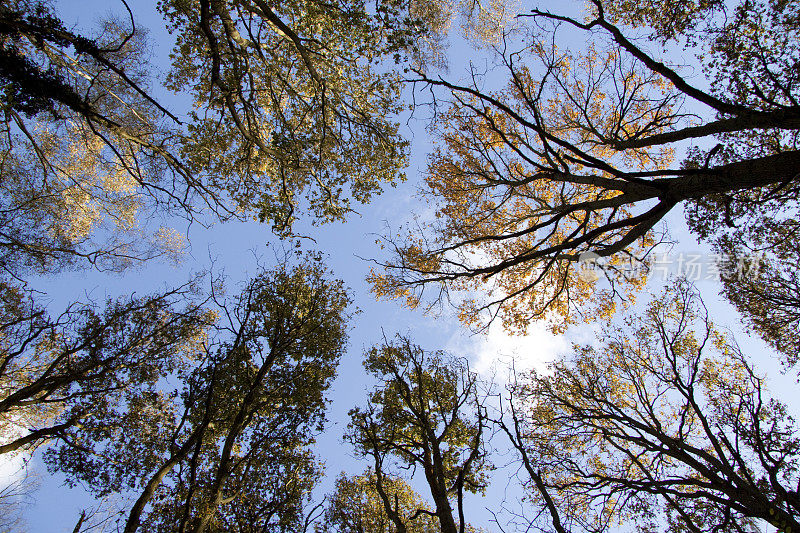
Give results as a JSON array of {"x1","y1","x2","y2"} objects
[{"x1": 5, "y1": 1, "x2": 797, "y2": 531}]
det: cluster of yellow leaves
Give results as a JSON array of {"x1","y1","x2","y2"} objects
[
  {"x1": 459, "y1": 0, "x2": 522, "y2": 45},
  {"x1": 153, "y1": 227, "x2": 188, "y2": 265},
  {"x1": 0, "y1": 119, "x2": 189, "y2": 271},
  {"x1": 539, "y1": 43, "x2": 678, "y2": 170},
  {"x1": 35, "y1": 125, "x2": 141, "y2": 244}
]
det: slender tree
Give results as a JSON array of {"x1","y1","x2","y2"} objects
[{"x1": 346, "y1": 336, "x2": 491, "y2": 533}]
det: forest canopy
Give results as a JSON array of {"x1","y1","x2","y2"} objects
[{"x1": 0, "y1": 0, "x2": 799, "y2": 532}]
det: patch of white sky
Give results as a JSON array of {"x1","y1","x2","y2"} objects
[
  {"x1": 0, "y1": 422, "x2": 33, "y2": 512},
  {"x1": 0, "y1": 450, "x2": 28, "y2": 489},
  {"x1": 447, "y1": 319, "x2": 600, "y2": 379}
]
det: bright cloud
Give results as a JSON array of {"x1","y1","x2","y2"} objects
[
  {"x1": 0, "y1": 424, "x2": 32, "y2": 489},
  {"x1": 447, "y1": 321, "x2": 600, "y2": 382},
  {"x1": 0, "y1": 447, "x2": 29, "y2": 482}
]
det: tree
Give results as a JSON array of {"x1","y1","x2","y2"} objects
[
  {"x1": 159, "y1": 0, "x2": 423, "y2": 233},
  {"x1": 0, "y1": 1, "x2": 192, "y2": 275},
  {"x1": 346, "y1": 335, "x2": 491, "y2": 533},
  {"x1": 0, "y1": 279, "x2": 212, "y2": 456},
  {"x1": 40, "y1": 258, "x2": 352, "y2": 533},
  {"x1": 321, "y1": 471, "x2": 440, "y2": 533},
  {"x1": 369, "y1": 0, "x2": 800, "y2": 337},
  {"x1": 0, "y1": 0, "x2": 434, "y2": 276},
  {"x1": 501, "y1": 280, "x2": 800, "y2": 533}
]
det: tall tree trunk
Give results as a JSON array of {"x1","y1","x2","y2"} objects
[
  {"x1": 123, "y1": 426, "x2": 205, "y2": 533},
  {"x1": 663, "y1": 150, "x2": 800, "y2": 201}
]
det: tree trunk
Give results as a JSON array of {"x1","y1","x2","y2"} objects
[
  {"x1": 661, "y1": 150, "x2": 800, "y2": 201},
  {"x1": 123, "y1": 426, "x2": 205, "y2": 533}
]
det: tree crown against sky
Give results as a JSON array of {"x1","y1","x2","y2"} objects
[
  {"x1": 0, "y1": 0, "x2": 445, "y2": 280},
  {"x1": 34, "y1": 257, "x2": 353, "y2": 533},
  {"x1": 369, "y1": 0, "x2": 800, "y2": 346},
  {"x1": 346, "y1": 336, "x2": 491, "y2": 533},
  {"x1": 0, "y1": 277, "x2": 215, "y2": 458},
  {"x1": 501, "y1": 280, "x2": 800, "y2": 533},
  {"x1": 1, "y1": 0, "x2": 799, "y2": 532},
  {"x1": 321, "y1": 471, "x2": 442, "y2": 533}
]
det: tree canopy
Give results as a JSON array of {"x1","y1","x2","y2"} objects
[
  {"x1": 0, "y1": 279, "x2": 213, "y2": 456},
  {"x1": 321, "y1": 471, "x2": 441, "y2": 533},
  {"x1": 41, "y1": 258, "x2": 352, "y2": 533},
  {"x1": 502, "y1": 280, "x2": 800, "y2": 533},
  {"x1": 370, "y1": 0, "x2": 800, "y2": 338},
  {"x1": 2, "y1": 0, "x2": 800, "y2": 532},
  {"x1": 0, "y1": 0, "x2": 429, "y2": 276},
  {"x1": 346, "y1": 336, "x2": 491, "y2": 533}
]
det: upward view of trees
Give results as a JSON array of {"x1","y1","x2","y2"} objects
[
  {"x1": 370, "y1": 0, "x2": 800, "y2": 338},
  {"x1": 0, "y1": 0, "x2": 434, "y2": 267},
  {"x1": 346, "y1": 336, "x2": 491, "y2": 533},
  {"x1": 502, "y1": 281, "x2": 800, "y2": 532},
  {"x1": 1, "y1": 0, "x2": 799, "y2": 532}
]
